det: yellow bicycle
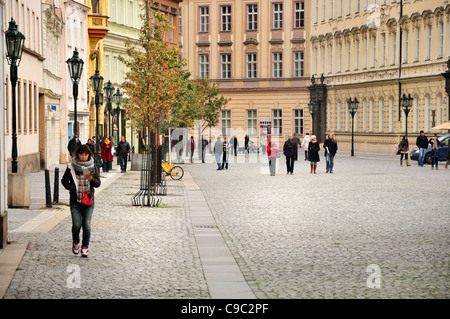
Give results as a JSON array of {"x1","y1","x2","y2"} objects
[{"x1": 161, "y1": 160, "x2": 184, "y2": 180}]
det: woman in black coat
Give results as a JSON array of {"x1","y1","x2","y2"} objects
[{"x1": 308, "y1": 135, "x2": 320, "y2": 174}]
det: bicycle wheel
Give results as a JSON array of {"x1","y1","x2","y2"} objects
[{"x1": 170, "y1": 166, "x2": 184, "y2": 180}]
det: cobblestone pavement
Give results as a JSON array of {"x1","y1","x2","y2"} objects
[
  {"x1": 4, "y1": 171, "x2": 209, "y2": 299},
  {"x1": 3, "y1": 152, "x2": 450, "y2": 299},
  {"x1": 187, "y1": 152, "x2": 450, "y2": 299}
]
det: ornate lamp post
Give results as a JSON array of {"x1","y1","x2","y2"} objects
[
  {"x1": 90, "y1": 67, "x2": 104, "y2": 170},
  {"x1": 5, "y1": 19, "x2": 25, "y2": 174},
  {"x1": 347, "y1": 97, "x2": 359, "y2": 156},
  {"x1": 114, "y1": 88, "x2": 123, "y2": 165},
  {"x1": 103, "y1": 80, "x2": 115, "y2": 138},
  {"x1": 400, "y1": 93, "x2": 413, "y2": 137},
  {"x1": 66, "y1": 48, "x2": 84, "y2": 154},
  {"x1": 308, "y1": 100, "x2": 318, "y2": 136}
]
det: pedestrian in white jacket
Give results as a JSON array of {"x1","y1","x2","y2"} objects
[{"x1": 301, "y1": 133, "x2": 311, "y2": 161}]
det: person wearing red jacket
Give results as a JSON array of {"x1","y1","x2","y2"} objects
[{"x1": 100, "y1": 136, "x2": 113, "y2": 172}]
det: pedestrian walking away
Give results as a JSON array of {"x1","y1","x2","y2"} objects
[
  {"x1": 117, "y1": 136, "x2": 131, "y2": 173},
  {"x1": 190, "y1": 136, "x2": 195, "y2": 163},
  {"x1": 61, "y1": 144, "x2": 101, "y2": 258},
  {"x1": 214, "y1": 136, "x2": 223, "y2": 170},
  {"x1": 398, "y1": 136, "x2": 411, "y2": 167},
  {"x1": 100, "y1": 136, "x2": 113, "y2": 172},
  {"x1": 68, "y1": 136, "x2": 82, "y2": 158},
  {"x1": 302, "y1": 133, "x2": 311, "y2": 161},
  {"x1": 416, "y1": 130, "x2": 428, "y2": 166},
  {"x1": 245, "y1": 134, "x2": 249, "y2": 153},
  {"x1": 201, "y1": 135, "x2": 209, "y2": 163},
  {"x1": 323, "y1": 133, "x2": 338, "y2": 173},
  {"x1": 222, "y1": 136, "x2": 230, "y2": 169},
  {"x1": 283, "y1": 134, "x2": 297, "y2": 174},
  {"x1": 232, "y1": 135, "x2": 239, "y2": 156},
  {"x1": 308, "y1": 135, "x2": 320, "y2": 174},
  {"x1": 430, "y1": 135, "x2": 439, "y2": 170},
  {"x1": 267, "y1": 136, "x2": 279, "y2": 176}
]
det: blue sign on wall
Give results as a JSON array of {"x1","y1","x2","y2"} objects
[{"x1": 51, "y1": 105, "x2": 57, "y2": 111}]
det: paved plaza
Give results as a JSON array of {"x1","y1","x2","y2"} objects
[{"x1": 1, "y1": 151, "x2": 449, "y2": 300}]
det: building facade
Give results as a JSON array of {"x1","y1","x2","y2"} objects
[
  {"x1": 4, "y1": 0, "x2": 43, "y2": 173},
  {"x1": 180, "y1": 0, "x2": 311, "y2": 148},
  {"x1": 310, "y1": 0, "x2": 449, "y2": 153}
]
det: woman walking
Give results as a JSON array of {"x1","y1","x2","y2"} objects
[
  {"x1": 308, "y1": 135, "x2": 320, "y2": 174},
  {"x1": 323, "y1": 133, "x2": 338, "y2": 173},
  {"x1": 430, "y1": 135, "x2": 439, "y2": 170},
  {"x1": 61, "y1": 145, "x2": 101, "y2": 258},
  {"x1": 100, "y1": 136, "x2": 113, "y2": 172},
  {"x1": 267, "y1": 136, "x2": 279, "y2": 176},
  {"x1": 398, "y1": 136, "x2": 411, "y2": 167}
]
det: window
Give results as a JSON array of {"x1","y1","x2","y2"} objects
[
  {"x1": 221, "y1": 54, "x2": 231, "y2": 79},
  {"x1": 322, "y1": 0, "x2": 326, "y2": 21},
  {"x1": 247, "y1": 110, "x2": 257, "y2": 136},
  {"x1": 355, "y1": 39, "x2": 360, "y2": 70},
  {"x1": 329, "y1": 45, "x2": 333, "y2": 73},
  {"x1": 247, "y1": 4, "x2": 257, "y2": 31},
  {"x1": 272, "y1": 110, "x2": 282, "y2": 135},
  {"x1": 381, "y1": 33, "x2": 386, "y2": 66},
  {"x1": 372, "y1": 35, "x2": 376, "y2": 68},
  {"x1": 348, "y1": 0, "x2": 352, "y2": 15},
  {"x1": 403, "y1": 29, "x2": 409, "y2": 63},
  {"x1": 330, "y1": 0, "x2": 334, "y2": 19},
  {"x1": 379, "y1": 99, "x2": 384, "y2": 132},
  {"x1": 415, "y1": 27, "x2": 420, "y2": 61},
  {"x1": 222, "y1": 110, "x2": 231, "y2": 136},
  {"x1": 273, "y1": 3, "x2": 283, "y2": 29},
  {"x1": 129, "y1": 1, "x2": 134, "y2": 27},
  {"x1": 169, "y1": 15, "x2": 174, "y2": 42},
  {"x1": 338, "y1": 42, "x2": 342, "y2": 72},
  {"x1": 246, "y1": 53, "x2": 257, "y2": 79},
  {"x1": 389, "y1": 98, "x2": 395, "y2": 132},
  {"x1": 92, "y1": 0, "x2": 100, "y2": 14},
  {"x1": 199, "y1": 54, "x2": 209, "y2": 78},
  {"x1": 294, "y1": 2, "x2": 305, "y2": 28},
  {"x1": 293, "y1": 51, "x2": 304, "y2": 77},
  {"x1": 346, "y1": 40, "x2": 351, "y2": 70},
  {"x1": 179, "y1": 8, "x2": 182, "y2": 35},
  {"x1": 438, "y1": 22, "x2": 444, "y2": 58},
  {"x1": 294, "y1": 109, "x2": 304, "y2": 135},
  {"x1": 221, "y1": 5, "x2": 231, "y2": 32},
  {"x1": 391, "y1": 32, "x2": 396, "y2": 65},
  {"x1": 199, "y1": 7, "x2": 209, "y2": 32},
  {"x1": 272, "y1": 52, "x2": 283, "y2": 78},
  {"x1": 426, "y1": 25, "x2": 432, "y2": 60}
]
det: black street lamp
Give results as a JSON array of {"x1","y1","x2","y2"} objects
[
  {"x1": 66, "y1": 48, "x2": 84, "y2": 154},
  {"x1": 308, "y1": 100, "x2": 318, "y2": 136},
  {"x1": 347, "y1": 97, "x2": 359, "y2": 157},
  {"x1": 103, "y1": 80, "x2": 115, "y2": 138},
  {"x1": 90, "y1": 67, "x2": 104, "y2": 170},
  {"x1": 5, "y1": 19, "x2": 25, "y2": 174},
  {"x1": 114, "y1": 88, "x2": 123, "y2": 165},
  {"x1": 400, "y1": 93, "x2": 413, "y2": 137}
]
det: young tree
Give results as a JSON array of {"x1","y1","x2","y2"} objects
[{"x1": 119, "y1": 4, "x2": 188, "y2": 146}]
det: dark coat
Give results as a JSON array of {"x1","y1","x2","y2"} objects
[
  {"x1": 283, "y1": 139, "x2": 297, "y2": 157},
  {"x1": 117, "y1": 140, "x2": 130, "y2": 156},
  {"x1": 323, "y1": 138, "x2": 338, "y2": 156},
  {"x1": 308, "y1": 142, "x2": 320, "y2": 162},
  {"x1": 416, "y1": 135, "x2": 428, "y2": 149},
  {"x1": 61, "y1": 165, "x2": 101, "y2": 203}
]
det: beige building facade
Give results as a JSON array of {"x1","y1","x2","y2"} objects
[
  {"x1": 180, "y1": 0, "x2": 311, "y2": 148},
  {"x1": 310, "y1": 0, "x2": 449, "y2": 153}
]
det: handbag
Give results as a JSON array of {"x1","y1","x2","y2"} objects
[{"x1": 79, "y1": 175, "x2": 93, "y2": 206}]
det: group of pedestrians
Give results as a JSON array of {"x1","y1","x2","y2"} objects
[
  {"x1": 213, "y1": 136, "x2": 231, "y2": 170},
  {"x1": 399, "y1": 131, "x2": 449, "y2": 170}
]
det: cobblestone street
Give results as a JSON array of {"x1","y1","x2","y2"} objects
[{"x1": 2, "y1": 152, "x2": 450, "y2": 299}]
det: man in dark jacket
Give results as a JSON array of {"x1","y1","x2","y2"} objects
[
  {"x1": 416, "y1": 131, "x2": 428, "y2": 166},
  {"x1": 201, "y1": 136, "x2": 209, "y2": 163},
  {"x1": 323, "y1": 133, "x2": 338, "y2": 173},
  {"x1": 117, "y1": 136, "x2": 131, "y2": 173},
  {"x1": 283, "y1": 134, "x2": 297, "y2": 174}
]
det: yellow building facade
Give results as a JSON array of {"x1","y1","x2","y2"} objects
[
  {"x1": 86, "y1": 0, "x2": 109, "y2": 139},
  {"x1": 180, "y1": 0, "x2": 311, "y2": 148},
  {"x1": 310, "y1": 0, "x2": 449, "y2": 153}
]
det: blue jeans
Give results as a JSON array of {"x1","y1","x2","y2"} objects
[
  {"x1": 70, "y1": 201, "x2": 94, "y2": 248},
  {"x1": 215, "y1": 153, "x2": 222, "y2": 169},
  {"x1": 326, "y1": 154, "x2": 335, "y2": 172},
  {"x1": 418, "y1": 148, "x2": 426, "y2": 165}
]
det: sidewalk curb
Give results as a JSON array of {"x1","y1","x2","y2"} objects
[{"x1": 0, "y1": 242, "x2": 28, "y2": 299}]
